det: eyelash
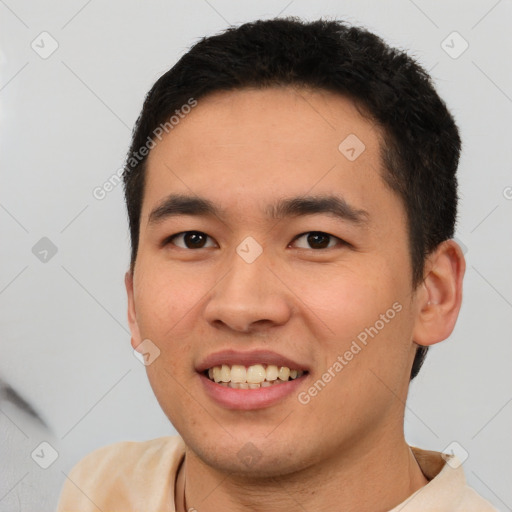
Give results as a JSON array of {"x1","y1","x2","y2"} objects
[{"x1": 162, "y1": 231, "x2": 346, "y2": 250}]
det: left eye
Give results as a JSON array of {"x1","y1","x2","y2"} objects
[
  {"x1": 291, "y1": 231, "x2": 343, "y2": 250},
  {"x1": 165, "y1": 231, "x2": 216, "y2": 249}
]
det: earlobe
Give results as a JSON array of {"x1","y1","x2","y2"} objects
[
  {"x1": 412, "y1": 239, "x2": 466, "y2": 347},
  {"x1": 125, "y1": 270, "x2": 142, "y2": 350}
]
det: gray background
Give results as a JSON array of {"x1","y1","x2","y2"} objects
[{"x1": 1, "y1": 1, "x2": 511, "y2": 510}]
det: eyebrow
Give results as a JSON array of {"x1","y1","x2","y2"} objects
[{"x1": 147, "y1": 193, "x2": 369, "y2": 226}]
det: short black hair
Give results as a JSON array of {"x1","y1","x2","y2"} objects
[{"x1": 123, "y1": 17, "x2": 461, "y2": 380}]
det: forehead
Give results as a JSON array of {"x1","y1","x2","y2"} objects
[
  {"x1": 148, "y1": 86, "x2": 381, "y2": 161},
  {"x1": 142, "y1": 87, "x2": 393, "y2": 223}
]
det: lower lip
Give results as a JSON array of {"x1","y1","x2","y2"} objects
[{"x1": 199, "y1": 373, "x2": 307, "y2": 410}]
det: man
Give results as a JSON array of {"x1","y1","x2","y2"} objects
[{"x1": 57, "y1": 17, "x2": 496, "y2": 511}]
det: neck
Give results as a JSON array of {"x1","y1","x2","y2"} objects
[{"x1": 175, "y1": 434, "x2": 429, "y2": 512}]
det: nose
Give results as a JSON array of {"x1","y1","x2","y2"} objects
[{"x1": 203, "y1": 249, "x2": 292, "y2": 334}]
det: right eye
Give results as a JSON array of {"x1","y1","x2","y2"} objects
[{"x1": 163, "y1": 231, "x2": 217, "y2": 249}]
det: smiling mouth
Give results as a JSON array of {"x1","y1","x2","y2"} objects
[{"x1": 204, "y1": 364, "x2": 307, "y2": 389}]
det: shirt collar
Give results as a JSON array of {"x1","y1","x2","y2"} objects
[{"x1": 388, "y1": 446, "x2": 466, "y2": 511}]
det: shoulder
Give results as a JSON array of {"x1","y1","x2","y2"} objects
[
  {"x1": 403, "y1": 446, "x2": 499, "y2": 512},
  {"x1": 57, "y1": 435, "x2": 185, "y2": 512},
  {"x1": 70, "y1": 435, "x2": 184, "y2": 473},
  {"x1": 457, "y1": 486, "x2": 499, "y2": 511}
]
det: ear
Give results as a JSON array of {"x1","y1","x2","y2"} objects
[
  {"x1": 412, "y1": 239, "x2": 466, "y2": 347},
  {"x1": 125, "y1": 270, "x2": 142, "y2": 350}
]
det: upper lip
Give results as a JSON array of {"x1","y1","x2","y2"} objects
[{"x1": 196, "y1": 349, "x2": 310, "y2": 373}]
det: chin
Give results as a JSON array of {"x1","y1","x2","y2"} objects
[
  {"x1": 200, "y1": 447, "x2": 312, "y2": 479},
  {"x1": 183, "y1": 430, "x2": 323, "y2": 479}
]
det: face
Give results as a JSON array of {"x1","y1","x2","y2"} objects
[{"x1": 126, "y1": 87, "x2": 423, "y2": 476}]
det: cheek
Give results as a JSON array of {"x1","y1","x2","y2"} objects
[
  {"x1": 134, "y1": 262, "x2": 211, "y2": 340},
  {"x1": 295, "y1": 271, "x2": 414, "y2": 432},
  {"x1": 294, "y1": 263, "x2": 397, "y2": 338},
  {"x1": 294, "y1": 260, "x2": 413, "y2": 378}
]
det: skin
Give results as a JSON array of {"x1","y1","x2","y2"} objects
[{"x1": 125, "y1": 86, "x2": 465, "y2": 512}]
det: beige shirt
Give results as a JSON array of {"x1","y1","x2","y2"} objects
[{"x1": 57, "y1": 436, "x2": 498, "y2": 511}]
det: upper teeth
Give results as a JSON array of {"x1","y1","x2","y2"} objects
[{"x1": 208, "y1": 364, "x2": 303, "y2": 384}]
